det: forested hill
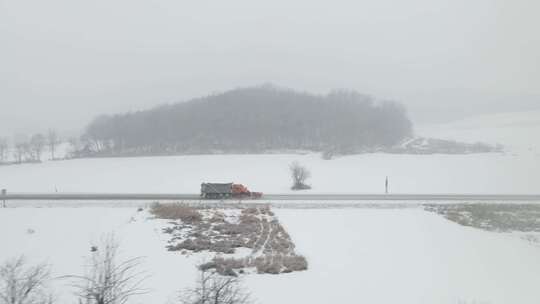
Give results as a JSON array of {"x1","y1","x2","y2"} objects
[{"x1": 81, "y1": 86, "x2": 413, "y2": 156}]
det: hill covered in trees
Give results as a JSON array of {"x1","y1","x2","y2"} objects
[{"x1": 81, "y1": 85, "x2": 414, "y2": 157}]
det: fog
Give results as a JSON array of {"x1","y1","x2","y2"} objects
[{"x1": 1, "y1": 0, "x2": 539, "y2": 136}]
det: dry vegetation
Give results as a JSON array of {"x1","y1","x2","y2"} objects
[
  {"x1": 179, "y1": 268, "x2": 252, "y2": 304},
  {"x1": 67, "y1": 235, "x2": 149, "y2": 304},
  {"x1": 0, "y1": 256, "x2": 53, "y2": 304},
  {"x1": 150, "y1": 203, "x2": 203, "y2": 223},
  {"x1": 425, "y1": 203, "x2": 540, "y2": 232},
  {"x1": 150, "y1": 203, "x2": 308, "y2": 276}
]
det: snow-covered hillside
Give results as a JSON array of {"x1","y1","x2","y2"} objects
[
  {"x1": 418, "y1": 110, "x2": 540, "y2": 153},
  {"x1": 1, "y1": 207, "x2": 540, "y2": 304}
]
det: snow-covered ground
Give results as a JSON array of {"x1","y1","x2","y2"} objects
[
  {"x1": 2, "y1": 207, "x2": 540, "y2": 304},
  {"x1": 417, "y1": 110, "x2": 540, "y2": 153},
  {"x1": 254, "y1": 208, "x2": 540, "y2": 304},
  {"x1": 2, "y1": 112, "x2": 540, "y2": 303},
  {"x1": 0, "y1": 207, "x2": 202, "y2": 304},
  {"x1": 0, "y1": 152, "x2": 537, "y2": 194},
  {"x1": 1, "y1": 111, "x2": 539, "y2": 195}
]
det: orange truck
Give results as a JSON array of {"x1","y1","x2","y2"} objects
[{"x1": 200, "y1": 183, "x2": 263, "y2": 199}]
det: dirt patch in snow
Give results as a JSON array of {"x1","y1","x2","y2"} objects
[{"x1": 150, "y1": 203, "x2": 308, "y2": 276}]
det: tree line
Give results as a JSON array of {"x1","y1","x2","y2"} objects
[
  {"x1": 81, "y1": 85, "x2": 413, "y2": 157},
  {"x1": 0, "y1": 130, "x2": 60, "y2": 165}
]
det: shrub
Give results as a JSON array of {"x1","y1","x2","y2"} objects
[
  {"x1": 68, "y1": 236, "x2": 148, "y2": 304},
  {"x1": 254, "y1": 257, "x2": 281, "y2": 274},
  {"x1": 0, "y1": 256, "x2": 53, "y2": 304},
  {"x1": 282, "y1": 255, "x2": 308, "y2": 272},
  {"x1": 168, "y1": 238, "x2": 211, "y2": 252},
  {"x1": 179, "y1": 268, "x2": 252, "y2": 304},
  {"x1": 290, "y1": 161, "x2": 312, "y2": 190},
  {"x1": 252, "y1": 255, "x2": 308, "y2": 274},
  {"x1": 150, "y1": 203, "x2": 202, "y2": 223},
  {"x1": 199, "y1": 258, "x2": 249, "y2": 276}
]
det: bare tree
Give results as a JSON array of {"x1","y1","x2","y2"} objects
[
  {"x1": 69, "y1": 236, "x2": 148, "y2": 304},
  {"x1": 289, "y1": 161, "x2": 311, "y2": 190},
  {"x1": 0, "y1": 138, "x2": 8, "y2": 162},
  {"x1": 30, "y1": 134, "x2": 46, "y2": 162},
  {"x1": 14, "y1": 142, "x2": 26, "y2": 164},
  {"x1": 179, "y1": 269, "x2": 251, "y2": 304},
  {"x1": 0, "y1": 256, "x2": 53, "y2": 304},
  {"x1": 47, "y1": 130, "x2": 60, "y2": 160}
]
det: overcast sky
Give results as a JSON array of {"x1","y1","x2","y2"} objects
[{"x1": 1, "y1": 0, "x2": 539, "y2": 137}]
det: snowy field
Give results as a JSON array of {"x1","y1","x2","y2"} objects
[
  {"x1": 1, "y1": 152, "x2": 539, "y2": 194},
  {"x1": 2, "y1": 111, "x2": 540, "y2": 303},
  {"x1": 417, "y1": 110, "x2": 540, "y2": 154},
  {"x1": 1, "y1": 111, "x2": 539, "y2": 194},
  {"x1": 2, "y1": 207, "x2": 540, "y2": 304}
]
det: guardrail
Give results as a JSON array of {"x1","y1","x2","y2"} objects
[{"x1": 1, "y1": 193, "x2": 540, "y2": 201}]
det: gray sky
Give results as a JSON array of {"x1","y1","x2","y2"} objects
[{"x1": 1, "y1": 0, "x2": 539, "y2": 137}]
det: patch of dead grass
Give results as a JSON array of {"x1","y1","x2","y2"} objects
[
  {"x1": 155, "y1": 204, "x2": 308, "y2": 276},
  {"x1": 150, "y1": 202, "x2": 202, "y2": 224}
]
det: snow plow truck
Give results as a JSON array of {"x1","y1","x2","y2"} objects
[{"x1": 200, "y1": 183, "x2": 263, "y2": 199}]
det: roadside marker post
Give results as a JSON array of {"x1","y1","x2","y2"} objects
[{"x1": 1, "y1": 189, "x2": 6, "y2": 208}]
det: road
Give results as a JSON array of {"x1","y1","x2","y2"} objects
[{"x1": 2, "y1": 193, "x2": 540, "y2": 201}]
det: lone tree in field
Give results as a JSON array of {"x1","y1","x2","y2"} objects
[
  {"x1": 289, "y1": 161, "x2": 311, "y2": 190},
  {"x1": 69, "y1": 236, "x2": 148, "y2": 304},
  {"x1": 0, "y1": 256, "x2": 53, "y2": 304},
  {"x1": 179, "y1": 268, "x2": 252, "y2": 304}
]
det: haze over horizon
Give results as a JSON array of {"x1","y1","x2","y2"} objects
[{"x1": 1, "y1": 0, "x2": 539, "y2": 136}]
